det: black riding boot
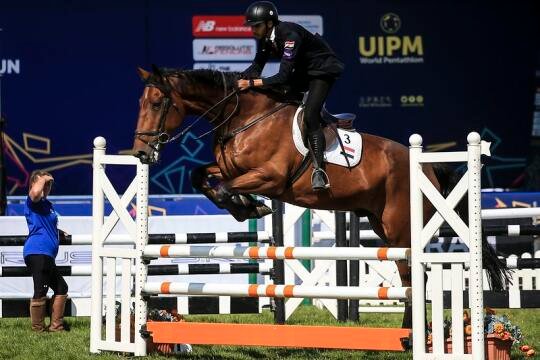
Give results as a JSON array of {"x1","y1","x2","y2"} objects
[{"x1": 308, "y1": 129, "x2": 330, "y2": 191}]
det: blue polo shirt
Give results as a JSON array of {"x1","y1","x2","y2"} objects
[{"x1": 23, "y1": 196, "x2": 59, "y2": 259}]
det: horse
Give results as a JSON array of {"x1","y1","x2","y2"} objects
[{"x1": 132, "y1": 66, "x2": 508, "y2": 332}]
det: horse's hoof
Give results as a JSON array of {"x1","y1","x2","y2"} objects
[
  {"x1": 255, "y1": 203, "x2": 273, "y2": 218},
  {"x1": 231, "y1": 194, "x2": 253, "y2": 207},
  {"x1": 231, "y1": 214, "x2": 248, "y2": 222},
  {"x1": 228, "y1": 209, "x2": 248, "y2": 222},
  {"x1": 215, "y1": 184, "x2": 232, "y2": 203},
  {"x1": 230, "y1": 195, "x2": 242, "y2": 206}
]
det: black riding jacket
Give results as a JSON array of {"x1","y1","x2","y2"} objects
[{"x1": 243, "y1": 21, "x2": 344, "y2": 91}]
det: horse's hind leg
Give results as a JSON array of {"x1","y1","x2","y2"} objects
[{"x1": 369, "y1": 213, "x2": 414, "y2": 335}]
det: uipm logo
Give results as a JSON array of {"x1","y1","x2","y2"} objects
[
  {"x1": 0, "y1": 59, "x2": 20, "y2": 74},
  {"x1": 358, "y1": 13, "x2": 424, "y2": 64}
]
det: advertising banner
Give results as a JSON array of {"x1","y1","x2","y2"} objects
[{"x1": 0, "y1": 1, "x2": 537, "y2": 194}]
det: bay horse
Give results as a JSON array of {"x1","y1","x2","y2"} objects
[{"x1": 132, "y1": 66, "x2": 508, "y2": 331}]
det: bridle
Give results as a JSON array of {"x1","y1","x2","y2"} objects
[
  {"x1": 134, "y1": 71, "x2": 239, "y2": 164},
  {"x1": 134, "y1": 79, "x2": 176, "y2": 163}
]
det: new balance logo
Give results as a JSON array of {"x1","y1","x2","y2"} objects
[{"x1": 195, "y1": 20, "x2": 216, "y2": 32}]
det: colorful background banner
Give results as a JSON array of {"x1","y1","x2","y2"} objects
[{"x1": 1, "y1": 1, "x2": 538, "y2": 195}]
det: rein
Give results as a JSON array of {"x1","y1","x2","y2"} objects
[
  {"x1": 134, "y1": 72, "x2": 239, "y2": 163},
  {"x1": 134, "y1": 70, "x2": 294, "y2": 164},
  {"x1": 167, "y1": 89, "x2": 240, "y2": 143},
  {"x1": 218, "y1": 102, "x2": 290, "y2": 145}
]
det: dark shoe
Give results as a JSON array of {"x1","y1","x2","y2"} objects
[
  {"x1": 30, "y1": 297, "x2": 47, "y2": 332},
  {"x1": 49, "y1": 294, "x2": 69, "y2": 332},
  {"x1": 308, "y1": 130, "x2": 330, "y2": 190},
  {"x1": 311, "y1": 169, "x2": 330, "y2": 191}
]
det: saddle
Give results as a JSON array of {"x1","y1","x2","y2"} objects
[
  {"x1": 321, "y1": 106, "x2": 356, "y2": 130},
  {"x1": 297, "y1": 105, "x2": 357, "y2": 150},
  {"x1": 253, "y1": 87, "x2": 357, "y2": 134}
]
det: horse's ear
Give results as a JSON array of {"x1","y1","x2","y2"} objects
[
  {"x1": 151, "y1": 64, "x2": 163, "y2": 78},
  {"x1": 137, "y1": 67, "x2": 151, "y2": 81}
]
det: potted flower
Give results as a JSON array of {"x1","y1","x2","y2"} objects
[{"x1": 427, "y1": 308, "x2": 535, "y2": 359}]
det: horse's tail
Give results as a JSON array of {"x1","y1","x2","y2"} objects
[{"x1": 432, "y1": 164, "x2": 511, "y2": 291}]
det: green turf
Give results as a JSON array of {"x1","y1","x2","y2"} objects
[{"x1": 0, "y1": 306, "x2": 537, "y2": 359}]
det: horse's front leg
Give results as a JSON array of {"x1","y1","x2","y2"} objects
[
  {"x1": 192, "y1": 164, "x2": 271, "y2": 221},
  {"x1": 191, "y1": 163, "x2": 225, "y2": 207},
  {"x1": 192, "y1": 163, "x2": 256, "y2": 205},
  {"x1": 215, "y1": 168, "x2": 284, "y2": 217}
]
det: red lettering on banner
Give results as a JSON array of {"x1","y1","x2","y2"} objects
[{"x1": 192, "y1": 15, "x2": 252, "y2": 37}]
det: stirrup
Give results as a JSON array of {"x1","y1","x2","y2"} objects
[{"x1": 311, "y1": 168, "x2": 330, "y2": 190}]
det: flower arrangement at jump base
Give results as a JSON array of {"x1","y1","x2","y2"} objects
[
  {"x1": 147, "y1": 308, "x2": 193, "y2": 354},
  {"x1": 111, "y1": 302, "x2": 192, "y2": 355},
  {"x1": 427, "y1": 307, "x2": 535, "y2": 359}
]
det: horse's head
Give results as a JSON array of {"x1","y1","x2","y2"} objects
[
  {"x1": 133, "y1": 66, "x2": 186, "y2": 164},
  {"x1": 133, "y1": 67, "x2": 242, "y2": 164}
]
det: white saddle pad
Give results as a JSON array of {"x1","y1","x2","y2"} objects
[{"x1": 292, "y1": 106, "x2": 362, "y2": 167}]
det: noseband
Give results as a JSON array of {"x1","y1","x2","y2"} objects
[{"x1": 134, "y1": 72, "x2": 238, "y2": 164}]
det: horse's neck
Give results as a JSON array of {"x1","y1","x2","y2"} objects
[
  {"x1": 165, "y1": 74, "x2": 213, "y2": 108},
  {"x1": 241, "y1": 92, "x2": 279, "y2": 115},
  {"x1": 229, "y1": 93, "x2": 280, "y2": 128},
  {"x1": 181, "y1": 84, "x2": 286, "y2": 138}
]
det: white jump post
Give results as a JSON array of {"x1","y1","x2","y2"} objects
[
  {"x1": 90, "y1": 137, "x2": 149, "y2": 356},
  {"x1": 410, "y1": 132, "x2": 487, "y2": 359},
  {"x1": 89, "y1": 132, "x2": 489, "y2": 357}
]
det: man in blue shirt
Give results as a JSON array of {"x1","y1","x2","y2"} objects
[{"x1": 24, "y1": 171, "x2": 68, "y2": 332}]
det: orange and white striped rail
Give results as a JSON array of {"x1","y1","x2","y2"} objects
[
  {"x1": 143, "y1": 245, "x2": 410, "y2": 261},
  {"x1": 143, "y1": 282, "x2": 412, "y2": 300}
]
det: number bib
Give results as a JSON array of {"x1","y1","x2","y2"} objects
[{"x1": 292, "y1": 106, "x2": 363, "y2": 168}]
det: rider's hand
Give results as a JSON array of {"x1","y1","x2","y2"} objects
[{"x1": 237, "y1": 79, "x2": 252, "y2": 91}]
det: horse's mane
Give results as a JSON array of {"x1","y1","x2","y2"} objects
[
  {"x1": 162, "y1": 68, "x2": 241, "y2": 91},
  {"x1": 161, "y1": 68, "x2": 302, "y2": 104}
]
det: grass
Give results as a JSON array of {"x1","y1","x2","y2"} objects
[{"x1": 0, "y1": 306, "x2": 538, "y2": 359}]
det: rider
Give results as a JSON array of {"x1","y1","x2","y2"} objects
[{"x1": 237, "y1": 1, "x2": 344, "y2": 191}]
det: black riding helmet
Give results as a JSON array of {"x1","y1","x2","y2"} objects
[{"x1": 244, "y1": 1, "x2": 279, "y2": 26}]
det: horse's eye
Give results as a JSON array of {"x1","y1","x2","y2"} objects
[{"x1": 151, "y1": 103, "x2": 162, "y2": 111}]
